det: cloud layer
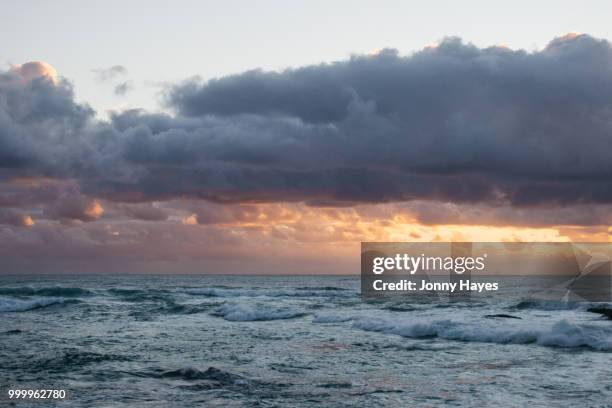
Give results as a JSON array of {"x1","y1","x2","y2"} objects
[{"x1": 2, "y1": 35, "x2": 612, "y2": 229}]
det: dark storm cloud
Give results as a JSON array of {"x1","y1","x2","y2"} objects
[
  {"x1": 167, "y1": 35, "x2": 612, "y2": 183},
  {"x1": 117, "y1": 34, "x2": 612, "y2": 206},
  {"x1": 0, "y1": 66, "x2": 94, "y2": 174},
  {"x1": 3, "y1": 34, "x2": 612, "y2": 216}
]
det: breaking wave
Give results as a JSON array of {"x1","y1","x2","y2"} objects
[
  {"x1": 353, "y1": 317, "x2": 612, "y2": 351},
  {"x1": 150, "y1": 300, "x2": 219, "y2": 316},
  {"x1": 0, "y1": 297, "x2": 79, "y2": 313},
  {"x1": 159, "y1": 367, "x2": 248, "y2": 385},
  {"x1": 212, "y1": 303, "x2": 307, "y2": 321}
]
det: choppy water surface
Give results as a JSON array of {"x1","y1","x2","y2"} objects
[{"x1": 1, "y1": 275, "x2": 611, "y2": 407}]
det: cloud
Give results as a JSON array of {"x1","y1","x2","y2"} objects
[
  {"x1": 92, "y1": 65, "x2": 128, "y2": 82},
  {"x1": 182, "y1": 214, "x2": 197, "y2": 225},
  {"x1": 0, "y1": 208, "x2": 34, "y2": 227},
  {"x1": 114, "y1": 81, "x2": 133, "y2": 96},
  {"x1": 43, "y1": 195, "x2": 104, "y2": 222},
  {"x1": 0, "y1": 178, "x2": 66, "y2": 207},
  {"x1": 0, "y1": 63, "x2": 94, "y2": 173},
  {"x1": 2, "y1": 34, "x2": 612, "y2": 226},
  {"x1": 92, "y1": 65, "x2": 133, "y2": 97},
  {"x1": 114, "y1": 202, "x2": 167, "y2": 221},
  {"x1": 11, "y1": 61, "x2": 58, "y2": 85},
  {"x1": 118, "y1": 34, "x2": 612, "y2": 207}
]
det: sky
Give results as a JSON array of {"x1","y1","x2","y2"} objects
[
  {"x1": 1, "y1": 1, "x2": 612, "y2": 273},
  {"x1": 4, "y1": 0, "x2": 612, "y2": 116}
]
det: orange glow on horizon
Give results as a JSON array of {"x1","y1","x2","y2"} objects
[{"x1": 181, "y1": 202, "x2": 610, "y2": 244}]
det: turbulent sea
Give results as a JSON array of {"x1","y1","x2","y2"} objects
[{"x1": 1, "y1": 275, "x2": 611, "y2": 407}]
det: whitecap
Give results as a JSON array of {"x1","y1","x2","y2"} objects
[
  {"x1": 312, "y1": 313, "x2": 354, "y2": 323},
  {"x1": 212, "y1": 303, "x2": 307, "y2": 322},
  {"x1": 0, "y1": 297, "x2": 75, "y2": 313},
  {"x1": 352, "y1": 317, "x2": 612, "y2": 351}
]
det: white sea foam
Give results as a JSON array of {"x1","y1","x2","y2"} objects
[
  {"x1": 312, "y1": 313, "x2": 355, "y2": 323},
  {"x1": 0, "y1": 297, "x2": 71, "y2": 312},
  {"x1": 212, "y1": 303, "x2": 307, "y2": 321},
  {"x1": 352, "y1": 317, "x2": 612, "y2": 350}
]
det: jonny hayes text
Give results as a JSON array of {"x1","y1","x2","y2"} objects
[{"x1": 372, "y1": 280, "x2": 499, "y2": 293}]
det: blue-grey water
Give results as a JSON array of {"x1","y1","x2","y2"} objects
[{"x1": 1, "y1": 275, "x2": 611, "y2": 407}]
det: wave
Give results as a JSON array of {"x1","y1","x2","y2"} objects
[
  {"x1": 159, "y1": 367, "x2": 248, "y2": 385},
  {"x1": 0, "y1": 286, "x2": 93, "y2": 297},
  {"x1": 353, "y1": 318, "x2": 612, "y2": 351},
  {"x1": 107, "y1": 288, "x2": 173, "y2": 302},
  {"x1": 587, "y1": 307, "x2": 612, "y2": 320},
  {"x1": 511, "y1": 300, "x2": 581, "y2": 311},
  {"x1": 34, "y1": 350, "x2": 131, "y2": 372},
  {"x1": 295, "y1": 286, "x2": 349, "y2": 291},
  {"x1": 154, "y1": 300, "x2": 219, "y2": 315},
  {"x1": 1, "y1": 329, "x2": 23, "y2": 335},
  {"x1": 382, "y1": 304, "x2": 420, "y2": 312},
  {"x1": 186, "y1": 287, "x2": 355, "y2": 299},
  {"x1": 212, "y1": 303, "x2": 307, "y2": 322},
  {"x1": 318, "y1": 382, "x2": 352, "y2": 388},
  {"x1": 512, "y1": 300, "x2": 612, "y2": 314},
  {"x1": 352, "y1": 340, "x2": 454, "y2": 352},
  {"x1": 132, "y1": 366, "x2": 292, "y2": 394},
  {"x1": 0, "y1": 297, "x2": 79, "y2": 313},
  {"x1": 484, "y1": 314, "x2": 522, "y2": 319},
  {"x1": 312, "y1": 313, "x2": 354, "y2": 323},
  {"x1": 185, "y1": 288, "x2": 237, "y2": 297}
]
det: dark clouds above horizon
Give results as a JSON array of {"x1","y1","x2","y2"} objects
[{"x1": 2, "y1": 33, "x2": 612, "y2": 227}]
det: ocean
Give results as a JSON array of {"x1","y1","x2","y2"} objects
[{"x1": 1, "y1": 274, "x2": 611, "y2": 407}]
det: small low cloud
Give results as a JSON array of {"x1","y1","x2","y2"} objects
[
  {"x1": 0, "y1": 209, "x2": 34, "y2": 227},
  {"x1": 114, "y1": 81, "x2": 133, "y2": 96},
  {"x1": 44, "y1": 195, "x2": 104, "y2": 222},
  {"x1": 92, "y1": 65, "x2": 128, "y2": 82},
  {"x1": 92, "y1": 65, "x2": 134, "y2": 96},
  {"x1": 115, "y1": 203, "x2": 167, "y2": 221}
]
